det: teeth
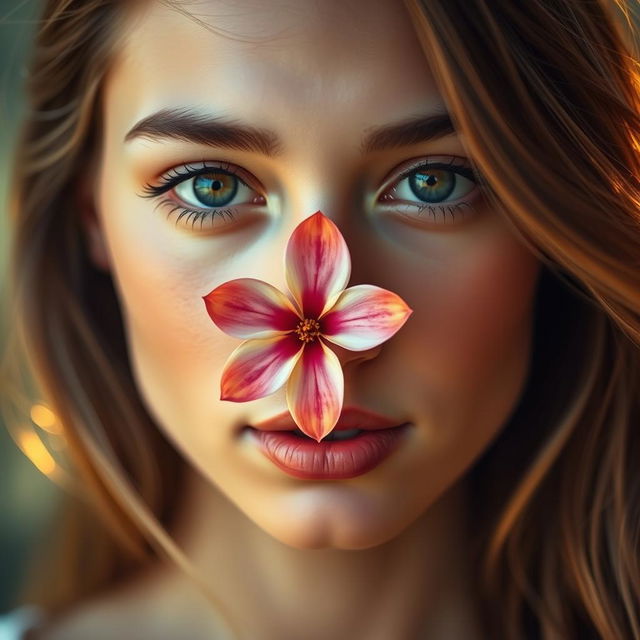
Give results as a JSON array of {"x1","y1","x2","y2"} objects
[
  {"x1": 323, "y1": 428, "x2": 362, "y2": 441},
  {"x1": 291, "y1": 428, "x2": 363, "y2": 440}
]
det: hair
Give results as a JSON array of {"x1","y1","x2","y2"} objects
[{"x1": 2, "y1": 0, "x2": 639, "y2": 638}]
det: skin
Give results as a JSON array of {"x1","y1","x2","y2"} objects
[{"x1": 44, "y1": 0, "x2": 542, "y2": 638}]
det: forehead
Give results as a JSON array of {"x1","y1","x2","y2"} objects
[{"x1": 106, "y1": 0, "x2": 446, "y2": 146}]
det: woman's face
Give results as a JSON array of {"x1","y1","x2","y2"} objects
[{"x1": 90, "y1": 0, "x2": 541, "y2": 549}]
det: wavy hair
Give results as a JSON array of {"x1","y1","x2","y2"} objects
[{"x1": 2, "y1": 1, "x2": 639, "y2": 638}]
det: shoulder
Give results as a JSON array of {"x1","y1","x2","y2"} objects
[
  {"x1": 24, "y1": 574, "x2": 158, "y2": 639},
  {"x1": 30, "y1": 600, "x2": 117, "y2": 640},
  {"x1": 27, "y1": 593, "x2": 166, "y2": 640},
  {"x1": 26, "y1": 584, "x2": 227, "y2": 640}
]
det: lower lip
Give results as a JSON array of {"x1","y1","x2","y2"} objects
[{"x1": 247, "y1": 424, "x2": 411, "y2": 480}]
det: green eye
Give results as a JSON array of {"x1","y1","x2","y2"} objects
[
  {"x1": 408, "y1": 169, "x2": 455, "y2": 203},
  {"x1": 188, "y1": 172, "x2": 239, "y2": 207},
  {"x1": 378, "y1": 159, "x2": 481, "y2": 226},
  {"x1": 139, "y1": 161, "x2": 265, "y2": 230}
]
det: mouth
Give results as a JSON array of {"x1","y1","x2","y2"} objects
[
  {"x1": 248, "y1": 405, "x2": 405, "y2": 434},
  {"x1": 242, "y1": 407, "x2": 412, "y2": 479},
  {"x1": 243, "y1": 423, "x2": 403, "y2": 441},
  {"x1": 289, "y1": 427, "x2": 364, "y2": 441},
  {"x1": 245, "y1": 423, "x2": 411, "y2": 479}
]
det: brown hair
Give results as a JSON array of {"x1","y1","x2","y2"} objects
[{"x1": 2, "y1": 0, "x2": 639, "y2": 638}]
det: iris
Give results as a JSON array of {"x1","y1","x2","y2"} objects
[
  {"x1": 409, "y1": 169, "x2": 454, "y2": 202},
  {"x1": 193, "y1": 172, "x2": 238, "y2": 207}
]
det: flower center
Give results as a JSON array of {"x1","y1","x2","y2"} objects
[{"x1": 295, "y1": 318, "x2": 321, "y2": 343}]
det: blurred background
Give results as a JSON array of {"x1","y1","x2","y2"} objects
[{"x1": 0, "y1": 0, "x2": 63, "y2": 614}]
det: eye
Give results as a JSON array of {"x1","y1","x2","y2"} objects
[
  {"x1": 139, "y1": 161, "x2": 266, "y2": 231},
  {"x1": 376, "y1": 156, "x2": 483, "y2": 227}
]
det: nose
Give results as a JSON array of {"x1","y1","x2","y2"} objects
[
  {"x1": 327, "y1": 341, "x2": 381, "y2": 371},
  {"x1": 283, "y1": 172, "x2": 358, "y2": 246},
  {"x1": 325, "y1": 341, "x2": 382, "y2": 407}
]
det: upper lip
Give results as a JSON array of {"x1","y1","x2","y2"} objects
[{"x1": 250, "y1": 406, "x2": 405, "y2": 432}]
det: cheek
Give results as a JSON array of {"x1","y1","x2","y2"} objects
[
  {"x1": 359, "y1": 215, "x2": 542, "y2": 455},
  {"x1": 97, "y1": 185, "x2": 282, "y2": 439},
  {"x1": 359, "y1": 223, "x2": 541, "y2": 515},
  {"x1": 109, "y1": 246, "x2": 233, "y2": 439},
  {"x1": 421, "y1": 234, "x2": 540, "y2": 388}
]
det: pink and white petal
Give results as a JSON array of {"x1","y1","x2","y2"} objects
[
  {"x1": 320, "y1": 284, "x2": 413, "y2": 351},
  {"x1": 203, "y1": 278, "x2": 300, "y2": 339},
  {"x1": 220, "y1": 334, "x2": 304, "y2": 402},
  {"x1": 285, "y1": 211, "x2": 351, "y2": 318},
  {"x1": 285, "y1": 339, "x2": 344, "y2": 442}
]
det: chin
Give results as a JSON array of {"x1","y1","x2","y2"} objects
[{"x1": 247, "y1": 487, "x2": 423, "y2": 551}]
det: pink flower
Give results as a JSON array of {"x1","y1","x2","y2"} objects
[{"x1": 202, "y1": 211, "x2": 413, "y2": 442}]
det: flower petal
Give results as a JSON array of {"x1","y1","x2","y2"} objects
[
  {"x1": 285, "y1": 339, "x2": 344, "y2": 442},
  {"x1": 203, "y1": 278, "x2": 301, "y2": 339},
  {"x1": 285, "y1": 211, "x2": 351, "y2": 318},
  {"x1": 220, "y1": 334, "x2": 304, "y2": 402},
  {"x1": 320, "y1": 284, "x2": 413, "y2": 351}
]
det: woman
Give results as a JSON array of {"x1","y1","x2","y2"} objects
[{"x1": 2, "y1": 0, "x2": 639, "y2": 638}]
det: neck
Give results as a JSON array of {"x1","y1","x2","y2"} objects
[{"x1": 147, "y1": 468, "x2": 484, "y2": 640}]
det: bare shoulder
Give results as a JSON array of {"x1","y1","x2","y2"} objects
[
  {"x1": 32, "y1": 577, "x2": 229, "y2": 640},
  {"x1": 32, "y1": 591, "x2": 160, "y2": 640},
  {"x1": 32, "y1": 599, "x2": 121, "y2": 640}
]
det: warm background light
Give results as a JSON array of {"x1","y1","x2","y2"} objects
[
  {"x1": 30, "y1": 403, "x2": 61, "y2": 434},
  {"x1": 16, "y1": 430, "x2": 57, "y2": 477}
]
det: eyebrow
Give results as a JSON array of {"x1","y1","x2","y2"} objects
[{"x1": 124, "y1": 107, "x2": 456, "y2": 156}]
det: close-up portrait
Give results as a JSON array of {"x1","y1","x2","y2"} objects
[{"x1": 0, "y1": 0, "x2": 639, "y2": 639}]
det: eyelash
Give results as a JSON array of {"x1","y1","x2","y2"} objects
[
  {"x1": 380, "y1": 156, "x2": 480, "y2": 225},
  {"x1": 139, "y1": 161, "x2": 257, "y2": 230},
  {"x1": 139, "y1": 157, "x2": 482, "y2": 230}
]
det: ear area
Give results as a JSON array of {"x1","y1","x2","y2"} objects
[{"x1": 77, "y1": 175, "x2": 111, "y2": 273}]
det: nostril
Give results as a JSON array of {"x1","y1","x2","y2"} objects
[{"x1": 327, "y1": 342, "x2": 382, "y2": 368}]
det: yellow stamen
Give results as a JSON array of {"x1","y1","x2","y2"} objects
[{"x1": 295, "y1": 318, "x2": 321, "y2": 343}]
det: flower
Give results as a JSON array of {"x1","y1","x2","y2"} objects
[{"x1": 202, "y1": 210, "x2": 413, "y2": 442}]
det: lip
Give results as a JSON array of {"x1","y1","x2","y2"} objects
[
  {"x1": 250, "y1": 405, "x2": 402, "y2": 432},
  {"x1": 246, "y1": 407, "x2": 411, "y2": 480},
  {"x1": 246, "y1": 424, "x2": 411, "y2": 480}
]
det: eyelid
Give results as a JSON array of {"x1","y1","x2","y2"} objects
[
  {"x1": 139, "y1": 160, "x2": 265, "y2": 200},
  {"x1": 376, "y1": 154, "x2": 478, "y2": 197},
  {"x1": 140, "y1": 156, "x2": 483, "y2": 234},
  {"x1": 138, "y1": 160, "x2": 269, "y2": 233},
  {"x1": 372, "y1": 154, "x2": 484, "y2": 230}
]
